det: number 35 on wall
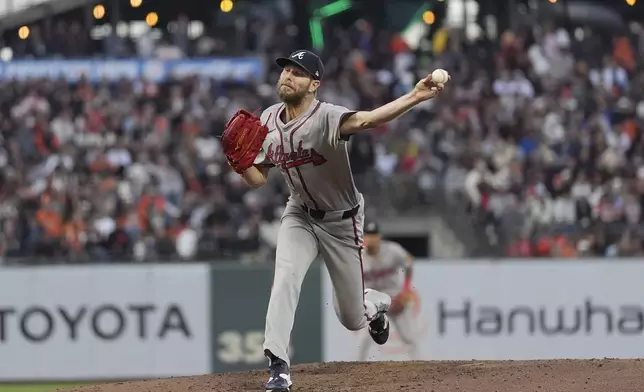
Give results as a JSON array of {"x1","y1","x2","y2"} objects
[{"x1": 217, "y1": 330, "x2": 294, "y2": 365}]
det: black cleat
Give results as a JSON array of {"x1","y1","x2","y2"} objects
[
  {"x1": 265, "y1": 350, "x2": 292, "y2": 392},
  {"x1": 368, "y1": 313, "x2": 390, "y2": 345}
]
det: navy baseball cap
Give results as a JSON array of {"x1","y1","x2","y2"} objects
[
  {"x1": 364, "y1": 221, "x2": 380, "y2": 234},
  {"x1": 276, "y1": 50, "x2": 324, "y2": 81}
]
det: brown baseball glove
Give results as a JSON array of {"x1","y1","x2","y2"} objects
[
  {"x1": 388, "y1": 289, "x2": 417, "y2": 315},
  {"x1": 221, "y1": 109, "x2": 268, "y2": 174}
]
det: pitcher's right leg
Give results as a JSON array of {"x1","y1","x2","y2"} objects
[{"x1": 263, "y1": 208, "x2": 318, "y2": 392}]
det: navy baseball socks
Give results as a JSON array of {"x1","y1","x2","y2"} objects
[{"x1": 264, "y1": 349, "x2": 292, "y2": 392}]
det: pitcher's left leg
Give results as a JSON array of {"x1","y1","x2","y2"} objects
[{"x1": 313, "y1": 208, "x2": 391, "y2": 344}]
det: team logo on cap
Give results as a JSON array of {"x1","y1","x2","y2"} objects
[{"x1": 292, "y1": 52, "x2": 305, "y2": 59}]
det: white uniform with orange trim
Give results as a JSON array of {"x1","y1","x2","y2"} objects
[
  {"x1": 359, "y1": 240, "x2": 419, "y2": 360},
  {"x1": 256, "y1": 99, "x2": 391, "y2": 366}
]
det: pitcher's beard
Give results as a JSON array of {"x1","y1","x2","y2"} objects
[{"x1": 277, "y1": 86, "x2": 306, "y2": 106}]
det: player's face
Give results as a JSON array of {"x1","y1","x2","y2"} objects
[
  {"x1": 363, "y1": 234, "x2": 381, "y2": 255},
  {"x1": 277, "y1": 65, "x2": 318, "y2": 105}
]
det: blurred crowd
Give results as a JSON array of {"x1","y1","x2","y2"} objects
[
  {"x1": 0, "y1": 14, "x2": 433, "y2": 264},
  {"x1": 3, "y1": 8, "x2": 644, "y2": 263},
  {"x1": 437, "y1": 24, "x2": 644, "y2": 258}
]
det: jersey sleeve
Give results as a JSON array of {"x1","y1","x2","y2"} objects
[
  {"x1": 253, "y1": 147, "x2": 272, "y2": 167},
  {"x1": 320, "y1": 102, "x2": 357, "y2": 148},
  {"x1": 253, "y1": 108, "x2": 276, "y2": 168}
]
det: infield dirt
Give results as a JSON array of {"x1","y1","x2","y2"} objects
[{"x1": 64, "y1": 359, "x2": 644, "y2": 392}]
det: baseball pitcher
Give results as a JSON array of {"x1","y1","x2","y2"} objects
[
  {"x1": 359, "y1": 221, "x2": 420, "y2": 361},
  {"x1": 220, "y1": 49, "x2": 447, "y2": 392}
]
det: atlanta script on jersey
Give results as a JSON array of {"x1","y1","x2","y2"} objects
[{"x1": 255, "y1": 99, "x2": 360, "y2": 211}]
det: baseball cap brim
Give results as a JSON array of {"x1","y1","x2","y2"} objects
[{"x1": 276, "y1": 57, "x2": 319, "y2": 80}]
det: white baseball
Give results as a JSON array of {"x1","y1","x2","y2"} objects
[{"x1": 431, "y1": 69, "x2": 449, "y2": 84}]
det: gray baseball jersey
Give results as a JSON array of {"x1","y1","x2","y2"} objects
[
  {"x1": 258, "y1": 98, "x2": 392, "y2": 367},
  {"x1": 362, "y1": 240, "x2": 411, "y2": 298},
  {"x1": 257, "y1": 99, "x2": 359, "y2": 211}
]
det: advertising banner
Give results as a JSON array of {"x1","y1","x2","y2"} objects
[
  {"x1": 323, "y1": 260, "x2": 644, "y2": 361},
  {"x1": 0, "y1": 57, "x2": 265, "y2": 83},
  {"x1": 0, "y1": 264, "x2": 211, "y2": 381},
  {"x1": 210, "y1": 263, "x2": 323, "y2": 373}
]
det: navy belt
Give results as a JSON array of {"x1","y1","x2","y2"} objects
[{"x1": 302, "y1": 204, "x2": 360, "y2": 220}]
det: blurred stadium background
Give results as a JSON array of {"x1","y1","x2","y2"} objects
[{"x1": 1, "y1": 0, "x2": 644, "y2": 390}]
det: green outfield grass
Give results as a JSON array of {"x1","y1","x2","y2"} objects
[{"x1": 0, "y1": 383, "x2": 91, "y2": 392}]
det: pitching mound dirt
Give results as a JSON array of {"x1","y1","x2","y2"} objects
[{"x1": 65, "y1": 359, "x2": 644, "y2": 392}]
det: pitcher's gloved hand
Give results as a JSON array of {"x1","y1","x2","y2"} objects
[{"x1": 221, "y1": 109, "x2": 268, "y2": 174}]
